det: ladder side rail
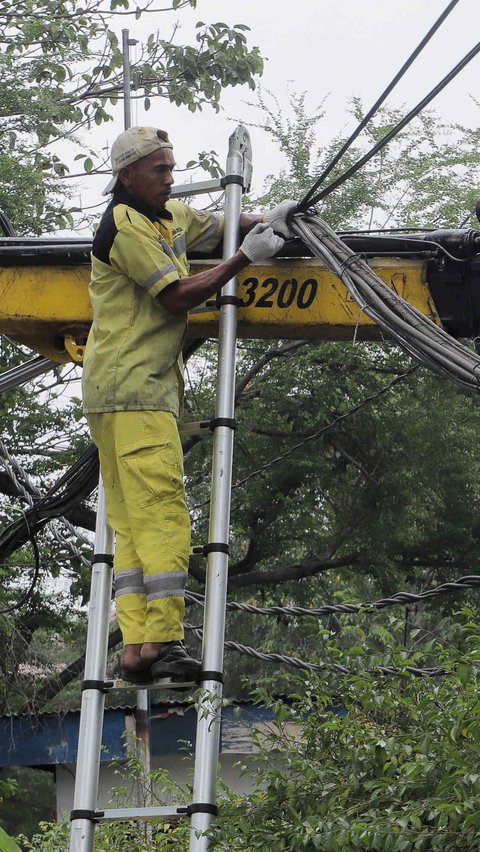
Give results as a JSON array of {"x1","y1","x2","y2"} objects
[
  {"x1": 189, "y1": 128, "x2": 247, "y2": 850},
  {"x1": 69, "y1": 479, "x2": 114, "y2": 852}
]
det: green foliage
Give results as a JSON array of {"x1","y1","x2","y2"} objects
[
  {"x1": 183, "y1": 326, "x2": 480, "y2": 696},
  {"x1": 0, "y1": 827, "x2": 21, "y2": 852},
  {"x1": 20, "y1": 760, "x2": 191, "y2": 850},
  {"x1": 23, "y1": 814, "x2": 189, "y2": 850},
  {"x1": 0, "y1": 340, "x2": 92, "y2": 714},
  {"x1": 2, "y1": 67, "x2": 480, "y2": 731},
  {"x1": 0, "y1": 0, "x2": 263, "y2": 233},
  {"x1": 208, "y1": 616, "x2": 480, "y2": 850},
  {"x1": 244, "y1": 89, "x2": 480, "y2": 230},
  {"x1": 23, "y1": 619, "x2": 480, "y2": 850},
  {"x1": 0, "y1": 767, "x2": 55, "y2": 842},
  {"x1": 0, "y1": 775, "x2": 21, "y2": 850},
  {"x1": 179, "y1": 90, "x2": 480, "y2": 693},
  {"x1": 186, "y1": 340, "x2": 480, "y2": 601}
]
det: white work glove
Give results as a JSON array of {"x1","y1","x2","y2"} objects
[
  {"x1": 239, "y1": 222, "x2": 285, "y2": 263},
  {"x1": 263, "y1": 200, "x2": 298, "y2": 238}
]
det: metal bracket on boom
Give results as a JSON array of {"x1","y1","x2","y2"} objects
[
  {"x1": 64, "y1": 335, "x2": 86, "y2": 364},
  {"x1": 227, "y1": 124, "x2": 253, "y2": 193}
]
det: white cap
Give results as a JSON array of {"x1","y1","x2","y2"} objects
[{"x1": 102, "y1": 126, "x2": 173, "y2": 196}]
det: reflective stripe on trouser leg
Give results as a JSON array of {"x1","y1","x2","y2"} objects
[
  {"x1": 114, "y1": 566, "x2": 147, "y2": 645},
  {"x1": 87, "y1": 410, "x2": 191, "y2": 644},
  {"x1": 114, "y1": 525, "x2": 146, "y2": 644},
  {"x1": 144, "y1": 563, "x2": 188, "y2": 641}
]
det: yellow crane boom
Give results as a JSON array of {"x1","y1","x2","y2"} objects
[
  {"x1": 0, "y1": 255, "x2": 438, "y2": 364},
  {"x1": 0, "y1": 227, "x2": 478, "y2": 363}
]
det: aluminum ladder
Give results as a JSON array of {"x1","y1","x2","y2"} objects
[{"x1": 69, "y1": 124, "x2": 253, "y2": 852}]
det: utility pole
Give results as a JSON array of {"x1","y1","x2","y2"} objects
[{"x1": 122, "y1": 29, "x2": 134, "y2": 130}]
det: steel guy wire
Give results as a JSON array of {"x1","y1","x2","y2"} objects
[
  {"x1": 185, "y1": 623, "x2": 447, "y2": 679},
  {"x1": 185, "y1": 575, "x2": 480, "y2": 619}
]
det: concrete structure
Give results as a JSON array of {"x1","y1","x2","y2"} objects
[{"x1": 0, "y1": 698, "x2": 275, "y2": 819}]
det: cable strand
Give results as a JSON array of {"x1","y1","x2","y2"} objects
[{"x1": 298, "y1": 0, "x2": 462, "y2": 209}]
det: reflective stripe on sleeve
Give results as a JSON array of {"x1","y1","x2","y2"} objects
[
  {"x1": 173, "y1": 233, "x2": 187, "y2": 258},
  {"x1": 140, "y1": 263, "x2": 176, "y2": 293}
]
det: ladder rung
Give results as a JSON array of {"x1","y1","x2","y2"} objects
[
  {"x1": 179, "y1": 419, "x2": 212, "y2": 438},
  {"x1": 191, "y1": 545, "x2": 206, "y2": 556},
  {"x1": 108, "y1": 678, "x2": 195, "y2": 692},
  {"x1": 97, "y1": 805, "x2": 188, "y2": 823},
  {"x1": 188, "y1": 300, "x2": 219, "y2": 316},
  {"x1": 170, "y1": 178, "x2": 223, "y2": 198}
]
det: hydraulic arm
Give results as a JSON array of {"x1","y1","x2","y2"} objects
[{"x1": 0, "y1": 229, "x2": 479, "y2": 362}]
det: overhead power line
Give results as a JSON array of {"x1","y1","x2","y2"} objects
[
  {"x1": 0, "y1": 356, "x2": 58, "y2": 393},
  {"x1": 299, "y1": 40, "x2": 480, "y2": 209},
  {"x1": 185, "y1": 623, "x2": 447, "y2": 679},
  {"x1": 0, "y1": 444, "x2": 99, "y2": 564},
  {"x1": 298, "y1": 0, "x2": 462, "y2": 210}
]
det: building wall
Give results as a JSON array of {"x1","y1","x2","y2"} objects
[{"x1": 56, "y1": 754, "x2": 266, "y2": 820}]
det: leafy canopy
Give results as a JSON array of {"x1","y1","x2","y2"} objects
[{"x1": 0, "y1": 0, "x2": 264, "y2": 232}]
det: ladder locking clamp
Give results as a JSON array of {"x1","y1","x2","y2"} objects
[
  {"x1": 202, "y1": 542, "x2": 230, "y2": 556},
  {"x1": 205, "y1": 294, "x2": 243, "y2": 309},
  {"x1": 220, "y1": 175, "x2": 244, "y2": 189},
  {"x1": 91, "y1": 553, "x2": 114, "y2": 566},
  {"x1": 186, "y1": 803, "x2": 219, "y2": 817},
  {"x1": 209, "y1": 417, "x2": 237, "y2": 431},
  {"x1": 198, "y1": 670, "x2": 224, "y2": 684},
  {"x1": 70, "y1": 809, "x2": 104, "y2": 823},
  {"x1": 81, "y1": 680, "x2": 114, "y2": 693}
]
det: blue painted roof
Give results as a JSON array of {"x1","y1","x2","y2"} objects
[
  {"x1": 0, "y1": 703, "x2": 276, "y2": 768},
  {"x1": 0, "y1": 709, "x2": 127, "y2": 767}
]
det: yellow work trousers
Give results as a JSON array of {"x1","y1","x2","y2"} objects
[{"x1": 87, "y1": 410, "x2": 190, "y2": 645}]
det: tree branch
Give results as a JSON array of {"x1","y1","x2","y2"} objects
[
  {"x1": 235, "y1": 340, "x2": 309, "y2": 402},
  {"x1": 28, "y1": 627, "x2": 122, "y2": 712},
  {"x1": 228, "y1": 553, "x2": 359, "y2": 589}
]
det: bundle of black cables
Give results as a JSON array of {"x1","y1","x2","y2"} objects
[
  {"x1": 0, "y1": 443, "x2": 99, "y2": 563},
  {"x1": 291, "y1": 212, "x2": 480, "y2": 393}
]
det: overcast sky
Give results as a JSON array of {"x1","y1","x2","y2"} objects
[{"x1": 78, "y1": 0, "x2": 479, "y2": 220}]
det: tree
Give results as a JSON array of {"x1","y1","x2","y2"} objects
[
  {"x1": 18, "y1": 614, "x2": 480, "y2": 849},
  {"x1": 208, "y1": 615, "x2": 480, "y2": 851},
  {"x1": 0, "y1": 0, "x2": 265, "y2": 711},
  {"x1": 0, "y1": 0, "x2": 263, "y2": 232},
  {"x1": 0, "y1": 337, "x2": 94, "y2": 715},
  {"x1": 0, "y1": 767, "x2": 55, "y2": 844},
  {"x1": 181, "y1": 93, "x2": 480, "y2": 686},
  {"x1": 245, "y1": 89, "x2": 480, "y2": 230},
  {"x1": 2, "y1": 90, "x2": 480, "y2": 712}
]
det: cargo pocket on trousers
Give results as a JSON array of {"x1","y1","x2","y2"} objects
[{"x1": 118, "y1": 441, "x2": 184, "y2": 508}]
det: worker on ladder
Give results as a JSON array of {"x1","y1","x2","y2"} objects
[{"x1": 81, "y1": 125, "x2": 296, "y2": 684}]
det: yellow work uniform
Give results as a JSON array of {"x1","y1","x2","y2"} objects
[{"x1": 82, "y1": 187, "x2": 223, "y2": 645}]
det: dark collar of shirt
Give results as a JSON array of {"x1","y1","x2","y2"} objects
[{"x1": 109, "y1": 186, "x2": 173, "y2": 222}]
